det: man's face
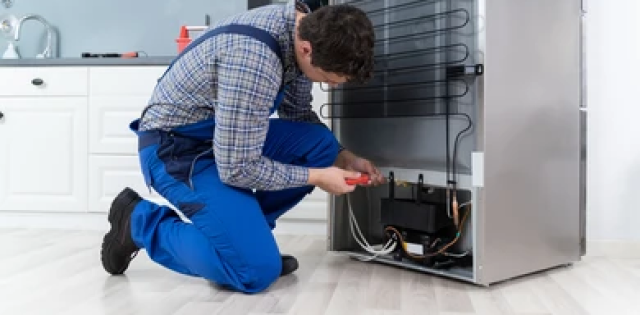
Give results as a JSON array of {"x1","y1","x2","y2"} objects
[{"x1": 295, "y1": 40, "x2": 348, "y2": 87}]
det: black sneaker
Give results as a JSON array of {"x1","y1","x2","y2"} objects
[
  {"x1": 280, "y1": 254, "x2": 299, "y2": 276},
  {"x1": 101, "y1": 187, "x2": 142, "y2": 275}
]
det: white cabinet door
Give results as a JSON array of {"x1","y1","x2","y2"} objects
[
  {"x1": 89, "y1": 95, "x2": 150, "y2": 155},
  {"x1": 0, "y1": 97, "x2": 88, "y2": 212},
  {"x1": 88, "y1": 66, "x2": 165, "y2": 155},
  {"x1": 88, "y1": 155, "x2": 172, "y2": 213}
]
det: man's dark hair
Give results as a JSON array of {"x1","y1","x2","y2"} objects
[{"x1": 298, "y1": 4, "x2": 375, "y2": 84}]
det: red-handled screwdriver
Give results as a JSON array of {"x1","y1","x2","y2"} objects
[{"x1": 346, "y1": 174, "x2": 370, "y2": 185}]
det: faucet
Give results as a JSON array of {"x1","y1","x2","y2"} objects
[{"x1": 14, "y1": 14, "x2": 56, "y2": 59}]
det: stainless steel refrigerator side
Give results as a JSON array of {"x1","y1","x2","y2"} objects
[
  {"x1": 579, "y1": 0, "x2": 588, "y2": 257},
  {"x1": 320, "y1": 0, "x2": 335, "y2": 251},
  {"x1": 480, "y1": 0, "x2": 583, "y2": 285},
  {"x1": 472, "y1": 0, "x2": 487, "y2": 285},
  {"x1": 326, "y1": 84, "x2": 334, "y2": 250}
]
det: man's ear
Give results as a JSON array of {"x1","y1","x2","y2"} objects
[{"x1": 300, "y1": 41, "x2": 313, "y2": 59}]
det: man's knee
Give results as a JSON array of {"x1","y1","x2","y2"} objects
[
  {"x1": 219, "y1": 245, "x2": 282, "y2": 294},
  {"x1": 192, "y1": 223, "x2": 283, "y2": 294},
  {"x1": 245, "y1": 249, "x2": 283, "y2": 292}
]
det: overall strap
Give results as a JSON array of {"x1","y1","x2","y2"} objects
[
  {"x1": 159, "y1": 24, "x2": 284, "y2": 81},
  {"x1": 141, "y1": 24, "x2": 287, "y2": 121}
]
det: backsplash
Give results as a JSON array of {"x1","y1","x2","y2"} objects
[{"x1": 0, "y1": 0, "x2": 247, "y2": 59}]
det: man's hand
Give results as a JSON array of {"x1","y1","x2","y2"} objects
[
  {"x1": 334, "y1": 149, "x2": 386, "y2": 186},
  {"x1": 308, "y1": 167, "x2": 361, "y2": 195}
]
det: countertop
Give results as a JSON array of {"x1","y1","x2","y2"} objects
[{"x1": 0, "y1": 56, "x2": 175, "y2": 67}]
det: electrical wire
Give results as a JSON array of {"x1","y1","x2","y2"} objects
[
  {"x1": 449, "y1": 113, "x2": 473, "y2": 227},
  {"x1": 384, "y1": 201, "x2": 472, "y2": 260},
  {"x1": 451, "y1": 114, "x2": 473, "y2": 184},
  {"x1": 346, "y1": 192, "x2": 398, "y2": 261},
  {"x1": 444, "y1": 251, "x2": 469, "y2": 258},
  {"x1": 343, "y1": 116, "x2": 473, "y2": 261},
  {"x1": 347, "y1": 186, "x2": 473, "y2": 262},
  {"x1": 327, "y1": 1, "x2": 476, "y2": 263}
]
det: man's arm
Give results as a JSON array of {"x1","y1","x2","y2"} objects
[{"x1": 213, "y1": 43, "x2": 310, "y2": 191}]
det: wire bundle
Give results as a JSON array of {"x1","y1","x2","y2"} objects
[
  {"x1": 347, "y1": 193, "x2": 397, "y2": 261},
  {"x1": 347, "y1": 189, "x2": 472, "y2": 262}
]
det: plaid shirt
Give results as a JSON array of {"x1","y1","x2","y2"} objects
[{"x1": 139, "y1": 0, "x2": 325, "y2": 191}]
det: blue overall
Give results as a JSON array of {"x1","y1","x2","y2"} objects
[{"x1": 127, "y1": 24, "x2": 340, "y2": 293}]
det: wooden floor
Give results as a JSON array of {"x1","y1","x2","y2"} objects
[{"x1": 0, "y1": 228, "x2": 637, "y2": 315}]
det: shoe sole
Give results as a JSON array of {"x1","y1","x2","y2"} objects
[{"x1": 100, "y1": 187, "x2": 140, "y2": 275}]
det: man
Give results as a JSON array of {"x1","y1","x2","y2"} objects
[{"x1": 100, "y1": 0, "x2": 385, "y2": 294}]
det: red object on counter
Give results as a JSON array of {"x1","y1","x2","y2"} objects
[
  {"x1": 176, "y1": 25, "x2": 191, "y2": 53},
  {"x1": 121, "y1": 52, "x2": 139, "y2": 58}
]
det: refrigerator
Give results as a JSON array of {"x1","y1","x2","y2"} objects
[{"x1": 324, "y1": 0, "x2": 586, "y2": 286}]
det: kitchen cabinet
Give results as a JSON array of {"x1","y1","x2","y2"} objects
[
  {"x1": 88, "y1": 155, "x2": 172, "y2": 213},
  {"x1": 0, "y1": 67, "x2": 88, "y2": 97},
  {"x1": 88, "y1": 67, "x2": 162, "y2": 155},
  {"x1": 0, "y1": 97, "x2": 88, "y2": 213},
  {"x1": 87, "y1": 66, "x2": 171, "y2": 213},
  {"x1": 0, "y1": 65, "x2": 330, "y2": 223},
  {"x1": 0, "y1": 67, "x2": 88, "y2": 212}
]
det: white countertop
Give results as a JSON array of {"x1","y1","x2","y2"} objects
[{"x1": 0, "y1": 56, "x2": 175, "y2": 67}]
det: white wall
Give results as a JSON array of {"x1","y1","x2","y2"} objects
[
  {"x1": 586, "y1": 0, "x2": 640, "y2": 241},
  {"x1": 1, "y1": 3, "x2": 638, "y2": 244}
]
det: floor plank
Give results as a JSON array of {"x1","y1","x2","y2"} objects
[{"x1": 0, "y1": 228, "x2": 634, "y2": 315}]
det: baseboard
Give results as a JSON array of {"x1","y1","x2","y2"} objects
[
  {"x1": 0, "y1": 211, "x2": 328, "y2": 236},
  {"x1": 585, "y1": 239, "x2": 640, "y2": 258},
  {"x1": 0, "y1": 211, "x2": 110, "y2": 231}
]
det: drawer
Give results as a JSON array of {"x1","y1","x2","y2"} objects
[
  {"x1": 0, "y1": 67, "x2": 88, "y2": 96},
  {"x1": 89, "y1": 96, "x2": 148, "y2": 154},
  {"x1": 89, "y1": 66, "x2": 167, "y2": 96}
]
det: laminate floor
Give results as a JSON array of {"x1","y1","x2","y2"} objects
[{"x1": 0, "y1": 228, "x2": 637, "y2": 315}]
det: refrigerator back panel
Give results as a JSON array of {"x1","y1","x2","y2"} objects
[{"x1": 326, "y1": 0, "x2": 480, "y2": 177}]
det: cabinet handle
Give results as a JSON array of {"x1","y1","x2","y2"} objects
[{"x1": 31, "y1": 78, "x2": 44, "y2": 86}]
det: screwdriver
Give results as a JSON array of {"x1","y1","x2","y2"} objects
[
  {"x1": 346, "y1": 174, "x2": 370, "y2": 185},
  {"x1": 346, "y1": 173, "x2": 410, "y2": 186}
]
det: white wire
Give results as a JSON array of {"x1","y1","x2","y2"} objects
[
  {"x1": 349, "y1": 209, "x2": 396, "y2": 260},
  {"x1": 448, "y1": 199, "x2": 473, "y2": 219},
  {"x1": 345, "y1": 189, "x2": 473, "y2": 262},
  {"x1": 348, "y1": 198, "x2": 396, "y2": 257},
  {"x1": 346, "y1": 192, "x2": 397, "y2": 261},
  {"x1": 459, "y1": 200, "x2": 472, "y2": 209},
  {"x1": 444, "y1": 251, "x2": 469, "y2": 257}
]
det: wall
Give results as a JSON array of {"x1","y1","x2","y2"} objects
[
  {"x1": 586, "y1": 0, "x2": 640, "y2": 241},
  {"x1": 1, "y1": 1, "x2": 638, "y2": 243},
  {"x1": 0, "y1": 0, "x2": 246, "y2": 58}
]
